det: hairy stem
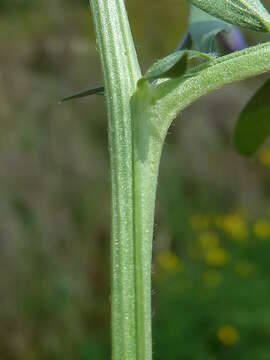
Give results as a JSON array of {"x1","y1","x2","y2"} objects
[
  {"x1": 89, "y1": 0, "x2": 141, "y2": 359},
  {"x1": 89, "y1": 2, "x2": 270, "y2": 359},
  {"x1": 132, "y1": 81, "x2": 165, "y2": 360},
  {"x1": 153, "y1": 42, "x2": 270, "y2": 134}
]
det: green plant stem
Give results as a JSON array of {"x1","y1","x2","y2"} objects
[
  {"x1": 89, "y1": 1, "x2": 270, "y2": 358},
  {"x1": 89, "y1": 2, "x2": 162, "y2": 358},
  {"x1": 89, "y1": 0, "x2": 163, "y2": 358},
  {"x1": 153, "y1": 42, "x2": 270, "y2": 134},
  {"x1": 89, "y1": 0, "x2": 142, "y2": 359},
  {"x1": 132, "y1": 81, "x2": 165, "y2": 360},
  {"x1": 130, "y1": 44, "x2": 270, "y2": 360}
]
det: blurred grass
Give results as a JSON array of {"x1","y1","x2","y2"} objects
[{"x1": 1, "y1": 0, "x2": 270, "y2": 359}]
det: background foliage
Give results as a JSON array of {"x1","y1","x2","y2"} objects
[{"x1": 1, "y1": 0, "x2": 270, "y2": 359}]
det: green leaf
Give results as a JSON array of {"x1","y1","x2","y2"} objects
[
  {"x1": 144, "y1": 49, "x2": 213, "y2": 81},
  {"x1": 187, "y1": 0, "x2": 270, "y2": 32},
  {"x1": 234, "y1": 78, "x2": 270, "y2": 157},
  {"x1": 189, "y1": 5, "x2": 233, "y2": 53},
  {"x1": 60, "y1": 86, "x2": 104, "y2": 103}
]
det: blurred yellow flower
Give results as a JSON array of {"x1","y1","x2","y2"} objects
[
  {"x1": 199, "y1": 231, "x2": 219, "y2": 250},
  {"x1": 216, "y1": 213, "x2": 248, "y2": 241},
  {"x1": 190, "y1": 214, "x2": 210, "y2": 231},
  {"x1": 234, "y1": 260, "x2": 256, "y2": 278},
  {"x1": 217, "y1": 325, "x2": 239, "y2": 346},
  {"x1": 259, "y1": 149, "x2": 270, "y2": 167},
  {"x1": 157, "y1": 250, "x2": 183, "y2": 272},
  {"x1": 202, "y1": 270, "x2": 222, "y2": 287},
  {"x1": 253, "y1": 220, "x2": 270, "y2": 239},
  {"x1": 205, "y1": 248, "x2": 230, "y2": 267}
]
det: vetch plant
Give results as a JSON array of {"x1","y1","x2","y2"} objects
[{"x1": 62, "y1": 0, "x2": 270, "y2": 359}]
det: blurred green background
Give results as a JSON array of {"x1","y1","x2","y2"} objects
[{"x1": 1, "y1": 0, "x2": 270, "y2": 359}]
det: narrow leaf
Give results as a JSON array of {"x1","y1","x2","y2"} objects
[
  {"x1": 187, "y1": 0, "x2": 270, "y2": 32},
  {"x1": 144, "y1": 50, "x2": 213, "y2": 81},
  {"x1": 189, "y1": 5, "x2": 233, "y2": 53},
  {"x1": 234, "y1": 78, "x2": 270, "y2": 157},
  {"x1": 60, "y1": 86, "x2": 104, "y2": 103}
]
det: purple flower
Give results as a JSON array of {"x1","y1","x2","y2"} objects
[{"x1": 217, "y1": 28, "x2": 248, "y2": 53}]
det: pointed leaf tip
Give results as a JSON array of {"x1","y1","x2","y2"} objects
[
  {"x1": 60, "y1": 86, "x2": 104, "y2": 103},
  {"x1": 187, "y1": 0, "x2": 270, "y2": 32},
  {"x1": 234, "y1": 78, "x2": 270, "y2": 157}
]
